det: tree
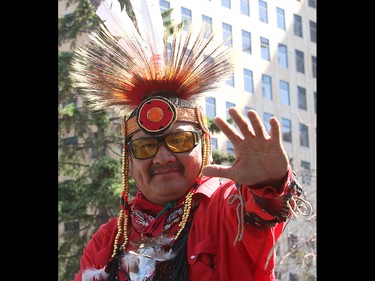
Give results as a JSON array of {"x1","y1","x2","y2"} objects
[
  {"x1": 58, "y1": 1, "x2": 129, "y2": 280},
  {"x1": 58, "y1": 1, "x2": 187, "y2": 280}
]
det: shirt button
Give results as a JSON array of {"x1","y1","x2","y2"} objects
[{"x1": 190, "y1": 255, "x2": 196, "y2": 260}]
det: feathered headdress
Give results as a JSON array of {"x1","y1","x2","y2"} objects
[
  {"x1": 70, "y1": 0, "x2": 233, "y2": 279},
  {"x1": 71, "y1": 0, "x2": 233, "y2": 134}
]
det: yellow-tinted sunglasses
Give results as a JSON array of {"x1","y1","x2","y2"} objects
[{"x1": 127, "y1": 131, "x2": 201, "y2": 160}]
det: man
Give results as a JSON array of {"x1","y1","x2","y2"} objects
[{"x1": 70, "y1": 1, "x2": 310, "y2": 280}]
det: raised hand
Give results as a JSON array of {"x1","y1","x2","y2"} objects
[{"x1": 202, "y1": 108, "x2": 289, "y2": 188}]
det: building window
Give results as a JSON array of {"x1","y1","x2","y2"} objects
[
  {"x1": 226, "y1": 71, "x2": 235, "y2": 87},
  {"x1": 275, "y1": 271, "x2": 282, "y2": 280},
  {"x1": 263, "y1": 112, "x2": 273, "y2": 134},
  {"x1": 242, "y1": 30, "x2": 251, "y2": 54},
  {"x1": 205, "y1": 97, "x2": 216, "y2": 119},
  {"x1": 91, "y1": 132, "x2": 98, "y2": 159},
  {"x1": 310, "y1": 20, "x2": 316, "y2": 43},
  {"x1": 240, "y1": 0, "x2": 250, "y2": 16},
  {"x1": 244, "y1": 106, "x2": 254, "y2": 116},
  {"x1": 280, "y1": 80, "x2": 290, "y2": 105},
  {"x1": 293, "y1": 14, "x2": 303, "y2": 38},
  {"x1": 211, "y1": 137, "x2": 218, "y2": 151},
  {"x1": 301, "y1": 160, "x2": 311, "y2": 185},
  {"x1": 308, "y1": 0, "x2": 317, "y2": 9},
  {"x1": 202, "y1": 15, "x2": 213, "y2": 39},
  {"x1": 221, "y1": 0, "x2": 231, "y2": 9},
  {"x1": 299, "y1": 122, "x2": 309, "y2": 147},
  {"x1": 244, "y1": 68, "x2": 254, "y2": 93},
  {"x1": 181, "y1": 7, "x2": 192, "y2": 31},
  {"x1": 226, "y1": 141, "x2": 235, "y2": 155},
  {"x1": 63, "y1": 136, "x2": 78, "y2": 145},
  {"x1": 260, "y1": 37, "x2": 270, "y2": 61},
  {"x1": 226, "y1": 101, "x2": 236, "y2": 121},
  {"x1": 297, "y1": 86, "x2": 307, "y2": 110},
  {"x1": 281, "y1": 118, "x2": 292, "y2": 142},
  {"x1": 312, "y1": 55, "x2": 317, "y2": 78},
  {"x1": 278, "y1": 44, "x2": 288, "y2": 68},
  {"x1": 222, "y1": 22, "x2": 233, "y2": 46},
  {"x1": 295, "y1": 49, "x2": 305, "y2": 74},
  {"x1": 314, "y1": 91, "x2": 317, "y2": 114},
  {"x1": 64, "y1": 221, "x2": 80, "y2": 233},
  {"x1": 259, "y1": 0, "x2": 268, "y2": 23},
  {"x1": 262, "y1": 74, "x2": 272, "y2": 100},
  {"x1": 276, "y1": 7, "x2": 286, "y2": 30},
  {"x1": 159, "y1": 0, "x2": 170, "y2": 13}
]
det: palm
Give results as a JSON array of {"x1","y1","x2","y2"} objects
[{"x1": 202, "y1": 108, "x2": 289, "y2": 187}]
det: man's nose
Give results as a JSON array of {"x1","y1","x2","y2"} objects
[{"x1": 152, "y1": 143, "x2": 176, "y2": 164}]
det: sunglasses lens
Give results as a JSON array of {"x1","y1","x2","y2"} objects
[
  {"x1": 166, "y1": 131, "x2": 196, "y2": 152},
  {"x1": 129, "y1": 131, "x2": 199, "y2": 159},
  {"x1": 130, "y1": 138, "x2": 158, "y2": 159}
]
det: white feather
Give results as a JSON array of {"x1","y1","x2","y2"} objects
[
  {"x1": 129, "y1": 0, "x2": 165, "y2": 55},
  {"x1": 82, "y1": 267, "x2": 108, "y2": 281},
  {"x1": 94, "y1": 0, "x2": 147, "y2": 56}
]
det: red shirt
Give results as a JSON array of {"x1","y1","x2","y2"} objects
[{"x1": 75, "y1": 167, "x2": 295, "y2": 281}]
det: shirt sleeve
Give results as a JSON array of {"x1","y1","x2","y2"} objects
[
  {"x1": 74, "y1": 218, "x2": 118, "y2": 281},
  {"x1": 242, "y1": 165, "x2": 303, "y2": 229}
]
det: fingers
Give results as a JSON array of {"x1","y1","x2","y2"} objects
[
  {"x1": 245, "y1": 109, "x2": 269, "y2": 138},
  {"x1": 213, "y1": 115, "x2": 242, "y2": 144},
  {"x1": 269, "y1": 116, "x2": 282, "y2": 143},
  {"x1": 227, "y1": 107, "x2": 255, "y2": 138}
]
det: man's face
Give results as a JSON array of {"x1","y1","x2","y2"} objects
[{"x1": 128, "y1": 122, "x2": 203, "y2": 205}]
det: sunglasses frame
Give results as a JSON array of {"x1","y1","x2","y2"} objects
[{"x1": 127, "y1": 130, "x2": 201, "y2": 160}]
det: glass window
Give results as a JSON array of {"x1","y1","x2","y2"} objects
[
  {"x1": 211, "y1": 137, "x2": 218, "y2": 151},
  {"x1": 244, "y1": 68, "x2": 254, "y2": 93},
  {"x1": 91, "y1": 132, "x2": 98, "y2": 159},
  {"x1": 281, "y1": 118, "x2": 292, "y2": 142},
  {"x1": 262, "y1": 74, "x2": 272, "y2": 100},
  {"x1": 221, "y1": 0, "x2": 231, "y2": 9},
  {"x1": 280, "y1": 80, "x2": 290, "y2": 105},
  {"x1": 299, "y1": 122, "x2": 309, "y2": 147},
  {"x1": 278, "y1": 44, "x2": 288, "y2": 68},
  {"x1": 260, "y1": 37, "x2": 270, "y2": 61},
  {"x1": 226, "y1": 141, "x2": 235, "y2": 155},
  {"x1": 301, "y1": 160, "x2": 311, "y2": 185},
  {"x1": 295, "y1": 49, "x2": 305, "y2": 73},
  {"x1": 297, "y1": 86, "x2": 307, "y2": 110},
  {"x1": 159, "y1": 0, "x2": 170, "y2": 13},
  {"x1": 242, "y1": 30, "x2": 251, "y2": 54},
  {"x1": 240, "y1": 0, "x2": 250, "y2": 16},
  {"x1": 202, "y1": 15, "x2": 213, "y2": 39},
  {"x1": 308, "y1": 0, "x2": 317, "y2": 9},
  {"x1": 310, "y1": 20, "x2": 316, "y2": 43},
  {"x1": 181, "y1": 7, "x2": 192, "y2": 31},
  {"x1": 223, "y1": 22, "x2": 233, "y2": 46},
  {"x1": 259, "y1": 0, "x2": 268, "y2": 23},
  {"x1": 244, "y1": 106, "x2": 254, "y2": 116},
  {"x1": 226, "y1": 71, "x2": 235, "y2": 87},
  {"x1": 205, "y1": 97, "x2": 216, "y2": 119},
  {"x1": 314, "y1": 91, "x2": 317, "y2": 114},
  {"x1": 263, "y1": 112, "x2": 273, "y2": 134},
  {"x1": 276, "y1": 7, "x2": 286, "y2": 30},
  {"x1": 63, "y1": 136, "x2": 78, "y2": 145},
  {"x1": 293, "y1": 14, "x2": 303, "y2": 37},
  {"x1": 312, "y1": 55, "x2": 317, "y2": 78},
  {"x1": 226, "y1": 101, "x2": 236, "y2": 120}
]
